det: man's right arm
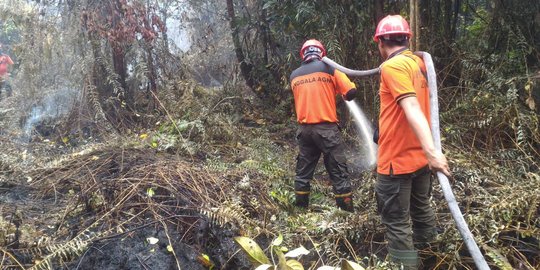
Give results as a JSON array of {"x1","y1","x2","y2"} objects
[
  {"x1": 334, "y1": 69, "x2": 357, "y2": 101},
  {"x1": 399, "y1": 96, "x2": 451, "y2": 177}
]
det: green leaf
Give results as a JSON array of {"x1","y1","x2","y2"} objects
[
  {"x1": 197, "y1": 253, "x2": 214, "y2": 269},
  {"x1": 199, "y1": 254, "x2": 212, "y2": 267},
  {"x1": 285, "y1": 259, "x2": 304, "y2": 270},
  {"x1": 272, "y1": 234, "x2": 283, "y2": 246},
  {"x1": 146, "y1": 187, "x2": 155, "y2": 197},
  {"x1": 262, "y1": 1, "x2": 273, "y2": 10},
  {"x1": 526, "y1": 96, "x2": 536, "y2": 110},
  {"x1": 484, "y1": 246, "x2": 513, "y2": 270},
  {"x1": 284, "y1": 246, "x2": 309, "y2": 258},
  {"x1": 525, "y1": 81, "x2": 532, "y2": 93},
  {"x1": 341, "y1": 260, "x2": 365, "y2": 270},
  {"x1": 274, "y1": 247, "x2": 288, "y2": 269},
  {"x1": 234, "y1": 236, "x2": 270, "y2": 266}
]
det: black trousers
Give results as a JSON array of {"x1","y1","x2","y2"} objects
[
  {"x1": 295, "y1": 123, "x2": 351, "y2": 195},
  {"x1": 375, "y1": 166, "x2": 437, "y2": 251},
  {"x1": 0, "y1": 79, "x2": 11, "y2": 98}
]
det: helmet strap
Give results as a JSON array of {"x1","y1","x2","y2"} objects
[
  {"x1": 380, "y1": 34, "x2": 409, "y2": 42},
  {"x1": 303, "y1": 54, "x2": 321, "y2": 62}
]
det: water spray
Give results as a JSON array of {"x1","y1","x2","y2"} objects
[
  {"x1": 322, "y1": 55, "x2": 490, "y2": 270},
  {"x1": 317, "y1": 58, "x2": 379, "y2": 170},
  {"x1": 344, "y1": 100, "x2": 377, "y2": 169}
]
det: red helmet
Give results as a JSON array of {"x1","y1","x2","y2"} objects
[
  {"x1": 300, "y1": 39, "x2": 326, "y2": 60},
  {"x1": 373, "y1": 15, "x2": 412, "y2": 42}
]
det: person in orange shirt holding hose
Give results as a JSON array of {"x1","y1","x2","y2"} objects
[
  {"x1": 0, "y1": 44, "x2": 14, "y2": 98},
  {"x1": 373, "y1": 15, "x2": 451, "y2": 269},
  {"x1": 290, "y1": 39, "x2": 358, "y2": 212}
]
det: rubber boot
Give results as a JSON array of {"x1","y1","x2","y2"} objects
[
  {"x1": 387, "y1": 248, "x2": 419, "y2": 270},
  {"x1": 335, "y1": 195, "x2": 354, "y2": 212},
  {"x1": 295, "y1": 193, "x2": 309, "y2": 208},
  {"x1": 413, "y1": 228, "x2": 439, "y2": 268},
  {"x1": 413, "y1": 227, "x2": 438, "y2": 249}
]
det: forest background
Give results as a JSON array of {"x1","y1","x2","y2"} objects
[{"x1": 0, "y1": 0, "x2": 538, "y2": 269}]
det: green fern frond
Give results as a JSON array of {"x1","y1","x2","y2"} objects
[
  {"x1": 28, "y1": 230, "x2": 98, "y2": 270},
  {"x1": 199, "y1": 201, "x2": 249, "y2": 228}
]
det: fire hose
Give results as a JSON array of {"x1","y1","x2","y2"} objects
[{"x1": 321, "y1": 54, "x2": 490, "y2": 270}]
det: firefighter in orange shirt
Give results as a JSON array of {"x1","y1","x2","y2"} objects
[
  {"x1": 290, "y1": 39, "x2": 358, "y2": 212},
  {"x1": 0, "y1": 44, "x2": 14, "y2": 98},
  {"x1": 373, "y1": 15, "x2": 451, "y2": 269}
]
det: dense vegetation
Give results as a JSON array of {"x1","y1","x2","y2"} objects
[{"x1": 0, "y1": 0, "x2": 538, "y2": 269}]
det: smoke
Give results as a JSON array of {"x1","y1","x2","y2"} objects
[
  {"x1": 167, "y1": 15, "x2": 192, "y2": 53},
  {"x1": 168, "y1": 0, "x2": 235, "y2": 87},
  {"x1": 22, "y1": 87, "x2": 77, "y2": 140}
]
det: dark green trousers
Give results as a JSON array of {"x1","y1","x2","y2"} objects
[
  {"x1": 295, "y1": 123, "x2": 351, "y2": 196},
  {"x1": 376, "y1": 166, "x2": 437, "y2": 251}
]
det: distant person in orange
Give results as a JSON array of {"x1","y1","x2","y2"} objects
[
  {"x1": 373, "y1": 15, "x2": 451, "y2": 269},
  {"x1": 0, "y1": 44, "x2": 14, "y2": 98},
  {"x1": 289, "y1": 39, "x2": 357, "y2": 212}
]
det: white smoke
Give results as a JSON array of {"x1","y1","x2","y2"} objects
[{"x1": 23, "y1": 87, "x2": 77, "y2": 139}]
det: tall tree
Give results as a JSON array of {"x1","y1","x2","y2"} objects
[
  {"x1": 374, "y1": 0, "x2": 384, "y2": 24},
  {"x1": 409, "y1": 0, "x2": 420, "y2": 51},
  {"x1": 82, "y1": 0, "x2": 164, "y2": 127},
  {"x1": 226, "y1": 0, "x2": 255, "y2": 90}
]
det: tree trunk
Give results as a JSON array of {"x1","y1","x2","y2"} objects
[
  {"x1": 259, "y1": 4, "x2": 270, "y2": 64},
  {"x1": 374, "y1": 0, "x2": 384, "y2": 25},
  {"x1": 112, "y1": 47, "x2": 127, "y2": 92},
  {"x1": 84, "y1": 75, "x2": 118, "y2": 135},
  {"x1": 144, "y1": 0, "x2": 158, "y2": 110},
  {"x1": 451, "y1": 0, "x2": 461, "y2": 40},
  {"x1": 443, "y1": 0, "x2": 452, "y2": 43},
  {"x1": 145, "y1": 44, "x2": 158, "y2": 110},
  {"x1": 409, "y1": 0, "x2": 420, "y2": 51},
  {"x1": 158, "y1": 0, "x2": 170, "y2": 54},
  {"x1": 110, "y1": 0, "x2": 131, "y2": 109},
  {"x1": 414, "y1": 0, "x2": 420, "y2": 50},
  {"x1": 226, "y1": 0, "x2": 255, "y2": 89},
  {"x1": 418, "y1": 0, "x2": 429, "y2": 49},
  {"x1": 88, "y1": 35, "x2": 119, "y2": 134}
]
